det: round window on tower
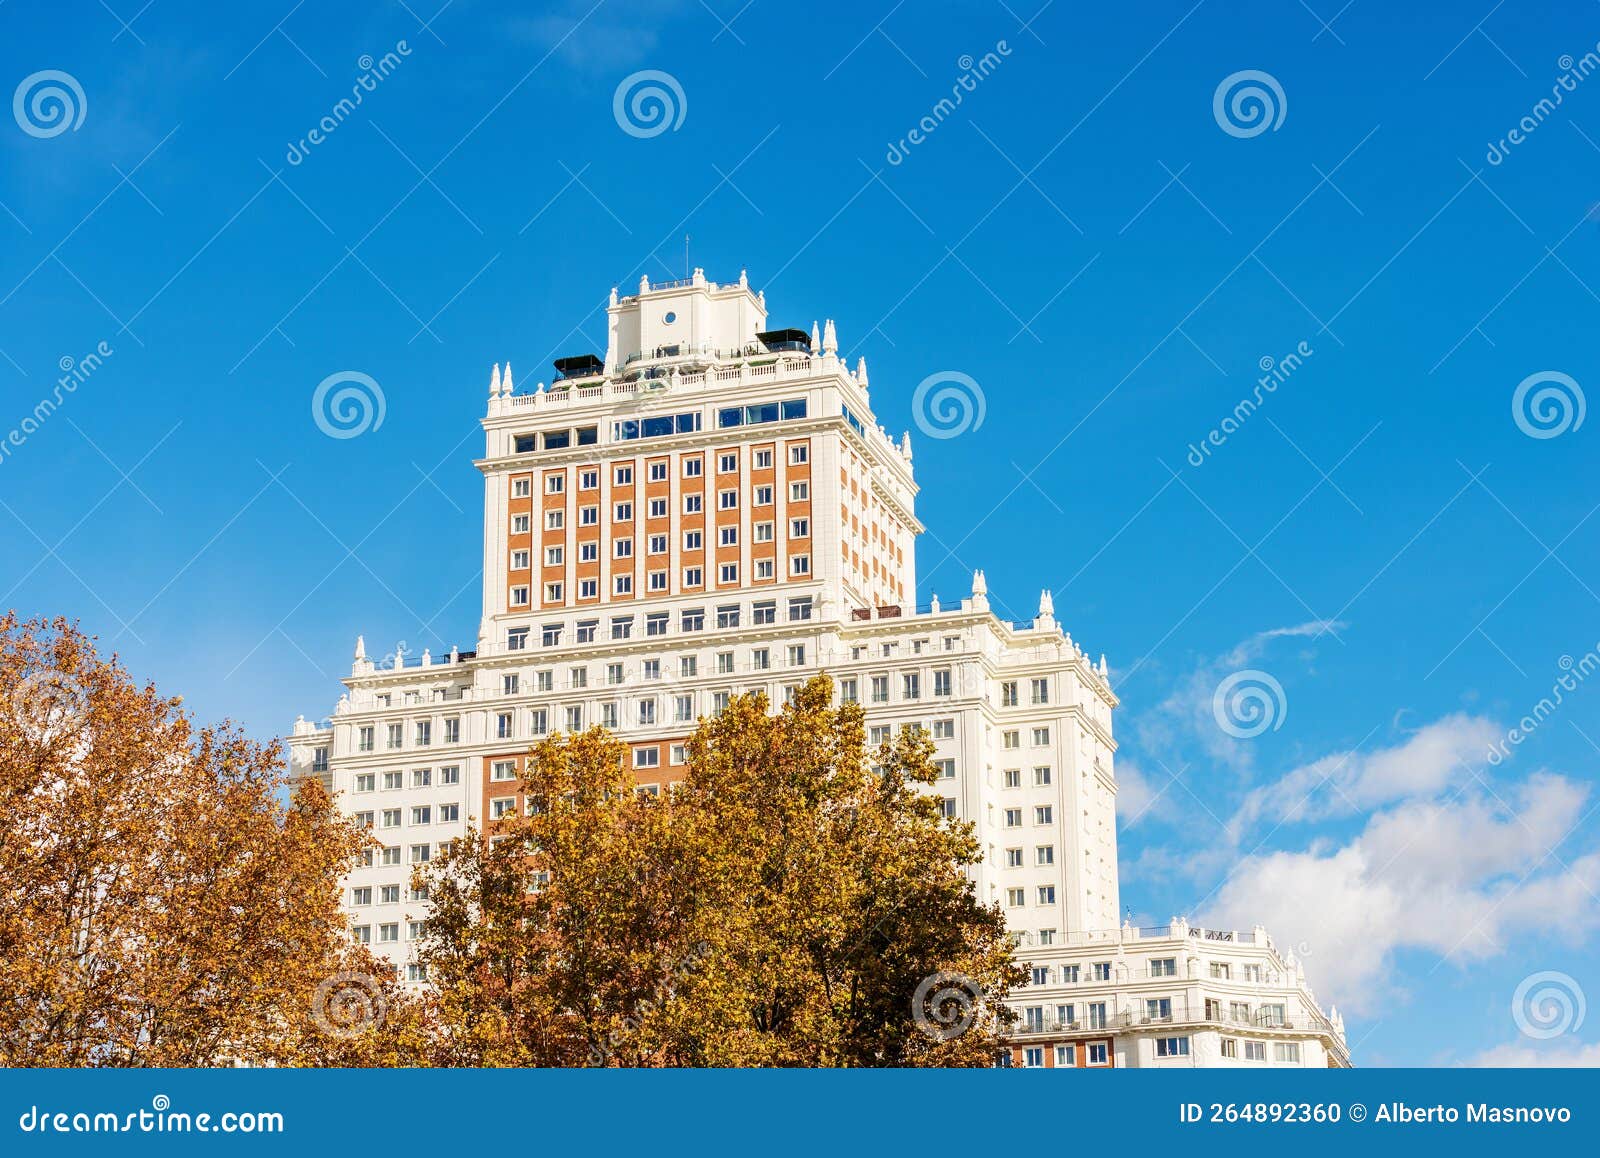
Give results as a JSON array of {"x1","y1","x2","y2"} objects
[{"x1": 663, "y1": 311, "x2": 677, "y2": 324}]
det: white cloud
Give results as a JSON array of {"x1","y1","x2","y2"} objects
[
  {"x1": 1227, "y1": 714, "x2": 1502, "y2": 839},
  {"x1": 1137, "y1": 620, "x2": 1340, "y2": 776},
  {"x1": 1202, "y1": 773, "x2": 1600, "y2": 1015},
  {"x1": 1463, "y1": 1039, "x2": 1600, "y2": 1067}
]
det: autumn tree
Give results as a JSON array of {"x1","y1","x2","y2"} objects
[
  {"x1": 0, "y1": 614, "x2": 408, "y2": 1066},
  {"x1": 417, "y1": 675, "x2": 1020, "y2": 1066}
]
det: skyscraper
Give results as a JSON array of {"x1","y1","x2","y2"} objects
[{"x1": 289, "y1": 269, "x2": 1347, "y2": 1067}]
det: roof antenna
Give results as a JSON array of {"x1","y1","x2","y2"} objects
[{"x1": 684, "y1": 233, "x2": 691, "y2": 278}]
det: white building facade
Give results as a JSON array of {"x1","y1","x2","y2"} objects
[{"x1": 288, "y1": 270, "x2": 1348, "y2": 1067}]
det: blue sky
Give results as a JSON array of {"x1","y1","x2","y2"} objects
[{"x1": 3, "y1": 0, "x2": 1597, "y2": 1066}]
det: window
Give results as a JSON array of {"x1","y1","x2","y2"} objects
[
  {"x1": 1034, "y1": 805, "x2": 1053, "y2": 824},
  {"x1": 579, "y1": 469, "x2": 598, "y2": 489},
  {"x1": 933, "y1": 670, "x2": 952, "y2": 697},
  {"x1": 383, "y1": 771, "x2": 403, "y2": 790},
  {"x1": 1001, "y1": 681, "x2": 1018, "y2": 707},
  {"x1": 683, "y1": 567, "x2": 703, "y2": 587},
  {"x1": 1003, "y1": 768, "x2": 1021, "y2": 788},
  {"x1": 1146, "y1": 998, "x2": 1173, "y2": 1022},
  {"x1": 491, "y1": 760, "x2": 517, "y2": 781},
  {"x1": 788, "y1": 597, "x2": 812, "y2": 621},
  {"x1": 1055, "y1": 1044, "x2": 1076, "y2": 1067},
  {"x1": 717, "y1": 652, "x2": 734, "y2": 674},
  {"x1": 440, "y1": 766, "x2": 460, "y2": 785},
  {"x1": 1221, "y1": 1038, "x2": 1238, "y2": 1058},
  {"x1": 1023, "y1": 1047, "x2": 1044, "y2": 1069},
  {"x1": 513, "y1": 478, "x2": 531, "y2": 498},
  {"x1": 648, "y1": 498, "x2": 667, "y2": 518},
  {"x1": 648, "y1": 461, "x2": 668, "y2": 482},
  {"x1": 718, "y1": 526, "x2": 738, "y2": 547},
  {"x1": 1031, "y1": 677, "x2": 1049, "y2": 705},
  {"x1": 440, "y1": 803, "x2": 459, "y2": 822},
  {"x1": 1032, "y1": 766, "x2": 1052, "y2": 787},
  {"x1": 566, "y1": 706, "x2": 584, "y2": 731},
  {"x1": 1257, "y1": 1003, "x2": 1287, "y2": 1027},
  {"x1": 751, "y1": 648, "x2": 770, "y2": 671},
  {"x1": 637, "y1": 699, "x2": 656, "y2": 726},
  {"x1": 1274, "y1": 1042, "x2": 1301, "y2": 1063},
  {"x1": 579, "y1": 506, "x2": 598, "y2": 526},
  {"x1": 409, "y1": 844, "x2": 431, "y2": 864},
  {"x1": 838, "y1": 678, "x2": 858, "y2": 703},
  {"x1": 675, "y1": 694, "x2": 694, "y2": 722},
  {"x1": 1006, "y1": 888, "x2": 1025, "y2": 907},
  {"x1": 352, "y1": 925, "x2": 371, "y2": 944},
  {"x1": 718, "y1": 453, "x2": 738, "y2": 473},
  {"x1": 443, "y1": 717, "x2": 460, "y2": 744},
  {"x1": 351, "y1": 886, "x2": 372, "y2": 906},
  {"x1": 1086, "y1": 1002, "x2": 1108, "y2": 1028},
  {"x1": 411, "y1": 805, "x2": 431, "y2": 825},
  {"x1": 753, "y1": 485, "x2": 774, "y2": 506},
  {"x1": 754, "y1": 521, "x2": 774, "y2": 542},
  {"x1": 507, "y1": 627, "x2": 529, "y2": 651},
  {"x1": 496, "y1": 712, "x2": 513, "y2": 739},
  {"x1": 1004, "y1": 808, "x2": 1022, "y2": 828},
  {"x1": 510, "y1": 585, "x2": 530, "y2": 607},
  {"x1": 1243, "y1": 964, "x2": 1262, "y2": 982},
  {"x1": 1036, "y1": 845, "x2": 1054, "y2": 865},
  {"x1": 634, "y1": 747, "x2": 660, "y2": 769},
  {"x1": 648, "y1": 533, "x2": 668, "y2": 555},
  {"x1": 1032, "y1": 727, "x2": 1051, "y2": 746},
  {"x1": 615, "y1": 466, "x2": 633, "y2": 486},
  {"x1": 1210, "y1": 962, "x2": 1232, "y2": 980},
  {"x1": 1002, "y1": 729, "x2": 1019, "y2": 749},
  {"x1": 613, "y1": 502, "x2": 633, "y2": 523},
  {"x1": 545, "y1": 510, "x2": 564, "y2": 531},
  {"x1": 790, "y1": 555, "x2": 811, "y2": 575},
  {"x1": 789, "y1": 481, "x2": 809, "y2": 501},
  {"x1": 903, "y1": 673, "x2": 920, "y2": 700},
  {"x1": 683, "y1": 457, "x2": 702, "y2": 478},
  {"x1": 357, "y1": 726, "x2": 374, "y2": 752},
  {"x1": 1156, "y1": 1037, "x2": 1190, "y2": 1058},
  {"x1": 682, "y1": 529, "x2": 703, "y2": 550},
  {"x1": 787, "y1": 644, "x2": 806, "y2": 666},
  {"x1": 716, "y1": 604, "x2": 741, "y2": 629},
  {"x1": 789, "y1": 444, "x2": 809, "y2": 465},
  {"x1": 870, "y1": 675, "x2": 889, "y2": 704},
  {"x1": 1245, "y1": 1041, "x2": 1266, "y2": 1061},
  {"x1": 491, "y1": 797, "x2": 517, "y2": 819},
  {"x1": 1037, "y1": 885, "x2": 1056, "y2": 905},
  {"x1": 790, "y1": 518, "x2": 809, "y2": 538},
  {"x1": 754, "y1": 448, "x2": 773, "y2": 469},
  {"x1": 719, "y1": 563, "x2": 738, "y2": 583},
  {"x1": 939, "y1": 798, "x2": 957, "y2": 819},
  {"x1": 1005, "y1": 848, "x2": 1024, "y2": 868},
  {"x1": 512, "y1": 514, "x2": 530, "y2": 534},
  {"x1": 411, "y1": 768, "x2": 432, "y2": 788},
  {"x1": 536, "y1": 547, "x2": 556, "y2": 567},
  {"x1": 576, "y1": 620, "x2": 598, "y2": 644},
  {"x1": 386, "y1": 723, "x2": 403, "y2": 750},
  {"x1": 683, "y1": 494, "x2": 702, "y2": 514},
  {"x1": 545, "y1": 473, "x2": 564, "y2": 494},
  {"x1": 934, "y1": 758, "x2": 955, "y2": 780},
  {"x1": 529, "y1": 709, "x2": 548, "y2": 735},
  {"x1": 1092, "y1": 962, "x2": 1111, "y2": 982}
]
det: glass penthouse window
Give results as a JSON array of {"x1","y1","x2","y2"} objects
[
  {"x1": 612, "y1": 412, "x2": 702, "y2": 442},
  {"x1": 716, "y1": 399, "x2": 807, "y2": 428}
]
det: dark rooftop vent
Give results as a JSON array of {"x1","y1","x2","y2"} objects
[
  {"x1": 756, "y1": 328, "x2": 811, "y2": 354},
  {"x1": 553, "y1": 354, "x2": 604, "y2": 380}
]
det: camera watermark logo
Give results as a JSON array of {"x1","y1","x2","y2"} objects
[
  {"x1": 613, "y1": 70, "x2": 687, "y2": 139},
  {"x1": 1512, "y1": 370, "x2": 1584, "y2": 439},
  {"x1": 1512, "y1": 970, "x2": 1585, "y2": 1040},
  {"x1": 1212, "y1": 669, "x2": 1287, "y2": 738},
  {"x1": 1213, "y1": 70, "x2": 1286, "y2": 138},
  {"x1": 9, "y1": 668, "x2": 89, "y2": 745},
  {"x1": 13, "y1": 69, "x2": 86, "y2": 138},
  {"x1": 286, "y1": 43, "x2": 412, "y2": 165},
  {"x1": 312, "y1": 371, "x2": 386, "y2": 439},
  {"x1": 1187, "y1": 340, "x2": 1313, "y2": 467},
  {"x1": 913, "y1": 971, "x2": 982, "y2": 1041},
  {"x1": 312, "y1": 971, "x2": 386, "y2": 1038},
  {"x1": 912, "y1": 371, "x2": 985, "y2": 440}
]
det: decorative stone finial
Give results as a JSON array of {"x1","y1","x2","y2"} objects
[
  {"x1": 639, "y1": 275, "x2": 650, "y2": 294},
  {"x1": 1040, "y1": 589, "x2": 1054, "y2": 618},
  {"x1": 899, "y1": 431, "x2": 912, "y2": 459},
  {"x1": 354, "y1": 635, "x2": 366, "y2": 661},
  {"x1": 609, "y1": 286, "x2": 619, "y2": 306},
  {"x1": 972, "y1": 569, "x2": 987, "y2": 597},
  {"x1": 810, "y1": 320, "x2": 820, "y2": 352},
  {"x1": 738, "y1": 268, "x2": 748, "y2": 287},
  {"x1": 490, "y1": 363, "x2": 502, "y2": 397},
  {"x1": 822, "y1": 318, "x2": 838, "y2": 355},
  {"x1": 856, "y1": 356, "x2": 869, "y2": 387},
  {"x1": 502, "y1": 363, "x2": 513, "y2": 394},
  {"x1": 421, "y1": 648, "x2": 432, "y2": 667}
]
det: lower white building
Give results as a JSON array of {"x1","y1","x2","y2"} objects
[{"x1": 287, "y1": 270, "x2": 1349, "y2": 1066}]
